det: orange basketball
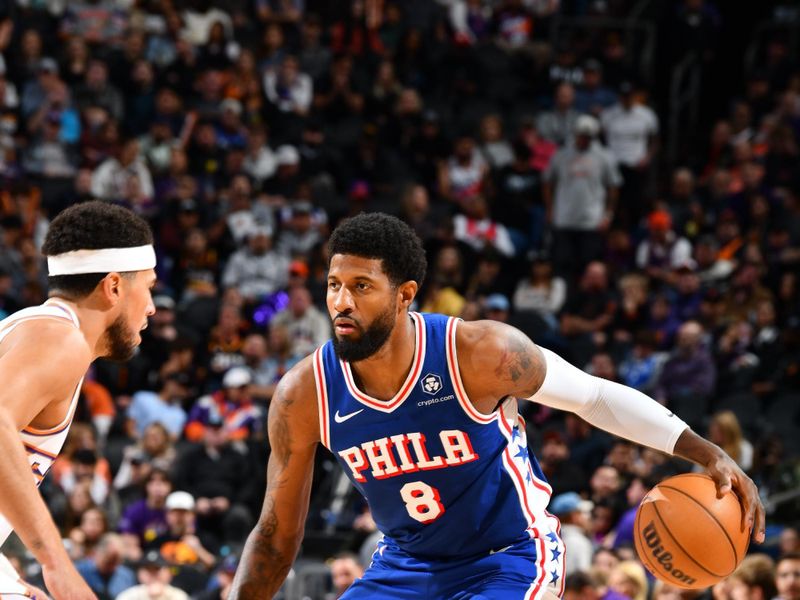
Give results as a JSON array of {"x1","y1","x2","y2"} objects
[{"x1": 634, "y1": 473, "x2": 750, "y2": 589}]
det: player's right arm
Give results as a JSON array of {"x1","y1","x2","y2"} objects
[
  {"x1": 0, "y1": 320, "x2": 97, "y2": 599},
  {"x1": 229, "y1": 356, "x2": 320, "y2": 600}
]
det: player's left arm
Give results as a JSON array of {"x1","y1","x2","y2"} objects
[{"x1": 458, "y1": 319, "x2": 765, "y2": 543}]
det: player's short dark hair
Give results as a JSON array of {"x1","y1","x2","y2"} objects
[
  {"x1": 777, "y1": 552, "x2": 800, "y2": 567},
  {"x1": 42, "y1": 201, "x2": 154, "y2": 299},
  {"x1": 328, "y1": 212, "x2": 427, "y2": 287}
]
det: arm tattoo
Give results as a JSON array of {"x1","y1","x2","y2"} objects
[
  {"x1": 229, "y1": 395, "x2": 300, "y2": 599},
  {"x1": 493, "y1": 330, "x2": 544, "y2": 395}
]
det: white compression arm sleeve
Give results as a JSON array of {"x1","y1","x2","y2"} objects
[{"x1": 529, "y1": 347, "x2": 689, "y2": 455}]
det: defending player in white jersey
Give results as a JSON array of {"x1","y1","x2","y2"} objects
[{"x1": 0, "y1": 201, "x2": 156, "y2": 599}]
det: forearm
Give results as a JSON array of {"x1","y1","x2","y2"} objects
[
  {"x1": 0, "y1": 414, "x2": 70, "y2": 567},
  {"x1": 229, "y1": 493, "x2": 302, "y2": 599},
  {"x1": 529, "y1": 347, "x2": 688, "y2": 454}
]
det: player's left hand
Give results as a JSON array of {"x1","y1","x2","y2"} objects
[{"x1": 705, "y1": 452, "x2": 765, "y2": 544}]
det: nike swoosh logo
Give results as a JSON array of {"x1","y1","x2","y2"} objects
[
  {"x1": 489, "y1": 545, "x2": 513, "y2": 555},
  {"x1": 334, "y1": 409, "x2": 364, "y2": 423}
]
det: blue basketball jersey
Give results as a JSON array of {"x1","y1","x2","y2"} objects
[{"x1": 313, "y1": 312, "x2": 562, "y2": 561}]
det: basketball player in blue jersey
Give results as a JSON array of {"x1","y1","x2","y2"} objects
[
  {"x1": 0, "y1": 201, "x2": 157, "y2": 599},
  {"x1": 231, "y1": 213, "x2": 764, "y2": 600}
]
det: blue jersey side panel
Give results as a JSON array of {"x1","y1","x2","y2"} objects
[{"x1": 320, "y1": 312, "x2": 557, "y2": 559}]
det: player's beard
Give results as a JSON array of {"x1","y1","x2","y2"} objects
[
  {"x1": 102, "y1": 313, "x2": 138, "y2": 362},
  {"x1": 332, "y1": 305, "x2": 395, "y2": 363}
]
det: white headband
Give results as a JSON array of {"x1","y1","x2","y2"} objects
[{"x1": 47, "y1": 245, "x2": 156, "y2": 276}]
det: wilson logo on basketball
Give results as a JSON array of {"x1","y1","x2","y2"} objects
[{"x1": 642, "y1": 521, "x2": 697, "y2": 586}]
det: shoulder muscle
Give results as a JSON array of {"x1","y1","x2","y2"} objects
[
  {"x1": 455, "y1": 319, "x2": 546, "y2": 399},
  {"x1": 0, "y1": 320, "x2": 91, "y2": 428}
]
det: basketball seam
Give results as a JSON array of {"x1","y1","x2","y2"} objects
[{"x1": 659, "y1": 484, "x2": 741, "y2": 565}]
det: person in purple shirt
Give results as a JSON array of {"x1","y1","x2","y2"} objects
[{"x1": 118, "y1": 468, "x2": 172, "y2": 561}]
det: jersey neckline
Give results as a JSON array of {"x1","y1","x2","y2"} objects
[{"x1": 339, "y1": 311, "x2": 426, "y2": 413}]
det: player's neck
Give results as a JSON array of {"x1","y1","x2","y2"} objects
[
  {"x1": 47, "y1": 296, "x2": 114, "y2": 360},
  {"x1": 349, "y1": 313, "x2": 416, "y2": 401}
]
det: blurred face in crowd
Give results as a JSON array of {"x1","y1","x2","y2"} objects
[
  {"x1": 777, "y1": 558, "x2": 800, "y2": 600},
  {"x1": 676, "y1": 321, "x2": 702, "y2": 352},
  {"x1": 593, "y1": 548, "x2": 619, "y2": 579},
  {"x1": 143, "y1": 424, "x2": 169, "y2": 456},
  {"x1": 331, "y1": 556, "x2": 363, "y2": 593},
  {"x1": 555, "y1": 83, "x2": 575, "y2": 111},
  {"x1": 582, "y1": 262, "x2": 608, "y2": 292},
  {"x1": 780, "y1": 528, "x2": 800, "y2": 555},
  {"x1": 590, "y1": 465, "x2": 620, "y2": 498},
  {"x1": 166, "y1": 508, "x2": 194, "y2": 535},
  {"x1": 454, "y1": 136, "x2": 475, "y2": 162},
  {"x1": 146, "y1": 472, "x2": 172, "y2": 505}
]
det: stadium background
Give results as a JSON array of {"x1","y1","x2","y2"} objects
[{"x1": 0, "y1": 0, "x2": 798, "y2": 598}]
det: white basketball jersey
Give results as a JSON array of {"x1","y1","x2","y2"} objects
[{"x1": 0, "y1": 300, "x2": 83, "y2": 547}]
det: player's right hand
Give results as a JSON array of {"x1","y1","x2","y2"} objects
[{"x1": 42, "y1": 562, "x2": 97, "y2": 600}]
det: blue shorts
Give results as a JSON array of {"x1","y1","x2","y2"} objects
[{"x1": 341, "y1": 535, "x2": 565, "y2": 600}]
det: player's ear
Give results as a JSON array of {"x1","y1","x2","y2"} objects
[
  {"x1": 397, "y1": 280, "x2": 417, "y2": 309},
  {"x1": 99, "y1": 272, "x2": 123, "y2": 306}
]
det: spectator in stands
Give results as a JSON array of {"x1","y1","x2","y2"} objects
[
  {"x1": 271, "y1": 286, "x2": 330, "y2": 357},
  {"x1": 564, "y1": 570, "x2": 628, "y2": 600},
  {"x1": 635, "y1": 210, "x2": 693, "y2": 285},
  {"x1": 221, "y1": 226, "x2": 290, "y2": 302},
  {"x1": 607, "y1": 561, "x2": 648, "y2": 600},
  {"x1": 263, "y1": 54, "x2": 313, "y2": 116},
  {"x1": 67, "y1": 506, "x2": 109, "y2": 561},
  {"x1": 544, "y1": 114, "x2": 621, "y2": 279},
  {"x1": 128, "y1": 373, "x2": 190, "y2": 440},
  {"x1": 539, "y1": 430, "x2": 588, "y2": 497},
  {"x1": 118, "y1": 468, "x2": 172, "y2": 562},
  {"x1": 780, "y1": 529, "x2": 800, "y2": 556},
  {"x1": 654, "y1": 320, "x2": 716, "y2": 425},
  {"x1": 708, "y1": 410, "x2": 754, "y2": 471},
  {"x1": 146, "y1": 491, "x2": 216, "y2": 571},
  {"x1": 512, "y1": 257, "x2": 567, "y2": 331},
  {"x1": 453, "y1": 194, "x2": 516, "y2": 258},
  {"x1": 439, "y1": 134, "x2": 488, "y2": 204},
  {"x1": 550, "y1": 492, "x2": 594, "y2": 574},
  {"x1": 186, "y1": 366, "x2": 262, "y2": 443},
  {"x1": 329, "y1": 552, "x2": 365, "y2": 600},
  {"x1": 601, "y1": 80, "x2": 659, "y2": 228},
  {"x1": 537, "y1": 82, "x2": 580, "y2": 147},
  {"x1": 76, "y1": 533, "x2": 137, "y2": 600},
  {"x1": 277, "y1": 202, "x2": 324, "y2": 257},
  {"x1": 776, "y1": 553, "x2": 800, "y2": 600},
  {"x1": 575, "y1": 59, "x2": 618, "y2": 116},
  {"x1": 74, "y1": 59, "x2": 123, "y2": 122},
  {"x1": 726, "y1": 554, "x2": 777, "y2": 600},
  {"x1": 173, "y1": 418, "x2": 254, "y2": 547},
  {"x1": 479, "y1": 113, "x2": 513, "y2": 170},
  {"x1": 618, "y1": 331, "x2": 666, "y2": 394},
  {"x1": 90, "y1": 136, "x2": 154, "y2": 202},
  {"x1": 491, "y1": 138, "x2": 544, "y2": 253},
  {"x1": 559, "y1": 261, "x2": 617, "y2": 365},
  {"x1": 117, "y1": 550, "x2": 189, "y2": 600}
]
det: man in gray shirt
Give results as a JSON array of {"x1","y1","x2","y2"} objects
[{"x1": 543, "y1": 115, "x2": 621, "y2": 279}]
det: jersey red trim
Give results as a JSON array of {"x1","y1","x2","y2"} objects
[{"x1": 445, "y1": 317, "x2": 498, "y2": 424}]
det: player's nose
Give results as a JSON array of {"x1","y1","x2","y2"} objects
[{"x1": 332, "y1": 286, "x2": 355, "y2": 313}]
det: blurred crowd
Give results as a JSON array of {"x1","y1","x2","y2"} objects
[{"x1": 0, "y1": 0, "x2": 798, "y2": 598}]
